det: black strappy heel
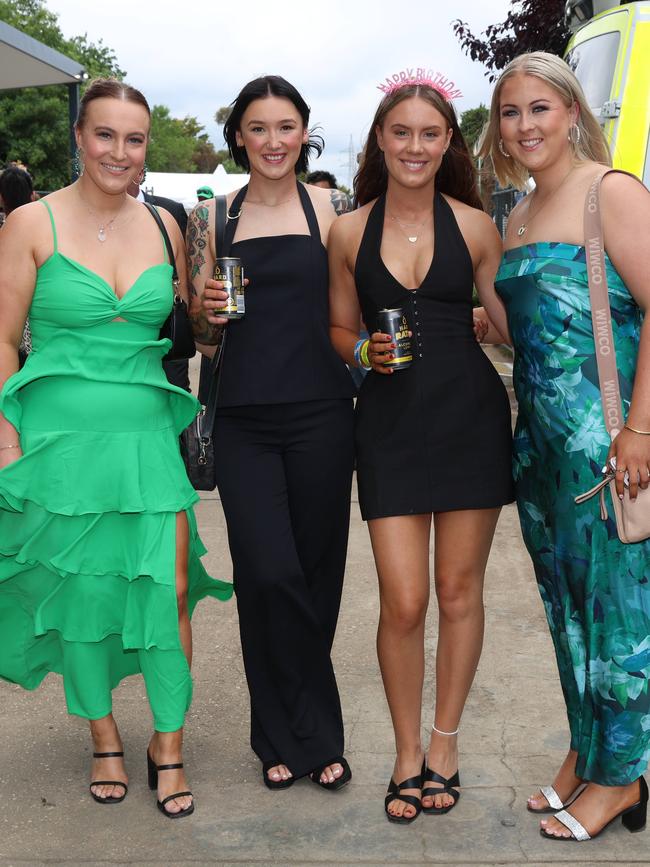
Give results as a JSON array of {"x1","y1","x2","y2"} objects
[
  {"x1": 309, "y1": 756, "x2": 352, "y2": 791},
  {"x1": 89, "y1": 751, "x2": 128, "y2": 804},
  {"x1": 384, "y1": 765, "x2": 423, "y2": 824},
  {"x1": 422, "y1": 766, "x2": 461, "y2": 815},
  {"x1": 147, "y1": 751, "x2": 194, "y2": 818}
]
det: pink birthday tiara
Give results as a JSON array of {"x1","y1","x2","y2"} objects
[{"x1": 377, "y1": 68, "x2": 463, "y2": 101}]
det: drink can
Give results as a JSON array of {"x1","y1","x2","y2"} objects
[
  {"x1": 376, "y1": 308, "x2": 412, "y2": 370},
  {"x1": 213, "y1": 257, "x2": 245, "y2": 319}
]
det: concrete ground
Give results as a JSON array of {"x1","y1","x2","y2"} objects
[{"x1": 2, "y1": 353, "x2": 649, "y2": 866}]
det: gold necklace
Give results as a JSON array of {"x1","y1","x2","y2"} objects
[
  {"x1": 388, "y1": 210, "x2": 432, "y2": 244},
  {"x1": 77, "y1": 190, "x2": 130, "y2": 242},
  {"x1": 517, "y1": 168, "x2": 575, "y2": 238}
]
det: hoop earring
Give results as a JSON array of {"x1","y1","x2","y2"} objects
[
  {"x1": 141, "y1": 161, "x2": 148, "y2": 184},
  {"x1": 498, "y1": 138, "x2": 511, "y2": 159},
  {"x1": 568, "y1": 124, "x2": 581, "y2": 147}
]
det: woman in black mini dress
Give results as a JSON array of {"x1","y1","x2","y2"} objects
[{"x1": 329, "y1": 80, "x2": 514, "y2": 823}]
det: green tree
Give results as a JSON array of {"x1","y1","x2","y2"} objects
[
  {"x1": 0, "y1": 0, "x2": 124, "y2": 189},
  {"x1": 460, "y1": 104, "x2": 489, "y2": 154},
  {"x1": 214, "y1": 106, "x2": 232, "y2": 126},
  {"x1": 147, "y1": 106, "x2": 196, "y2": 173}
]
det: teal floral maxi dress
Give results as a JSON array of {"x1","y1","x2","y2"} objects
[{"x1": 495, "y1": 241, "x2": 650, "y2": 787}]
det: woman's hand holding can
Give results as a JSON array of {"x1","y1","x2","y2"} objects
[
  {"x1": 367, "y1": 332, "x2": 396, "y2": 374},
  {"x1": 202, "y1": 278, "x2": 248, "y2": 326}
]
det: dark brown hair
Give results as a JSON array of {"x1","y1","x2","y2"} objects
[
  {"x1": 355, "y1": 85, "x2": 482, "y2": 209},
  {"x1": 76, "y1": 78, "x2": 151, "y2": 130},
  {"x1": 223, "y1": 75, "x2": 323, "y2": 175}
]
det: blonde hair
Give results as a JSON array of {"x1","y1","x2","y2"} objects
[{"x1": 477, "y1": 51, "x2": 611, "y2": 189}]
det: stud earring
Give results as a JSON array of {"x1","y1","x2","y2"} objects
[{"x1": 498, "y1": 138, "x2": 511, "y2": 159}]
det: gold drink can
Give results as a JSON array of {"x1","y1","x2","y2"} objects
[{"x1": 213, "y1": 257, "x2": 245, "y2": 319}]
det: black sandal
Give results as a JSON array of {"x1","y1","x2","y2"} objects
[
  {"x1": 309, "y1": 756, "x2": 352, "y2": 791},
  {"x1": 89, "y1": 750, "x2": 128, "y2": 805},
  {"x1": 147, "y1": 751, "x2": 194, "y2": 818},
  {"x1": 384, "y1": 768, "x2": 423, "y2": 824},
  {"x1": 422, "y1": 766, "x2": 460, "y2": 815},
  {"x1": 262, "y1": 760, "x2": 295, "y2": 790}
]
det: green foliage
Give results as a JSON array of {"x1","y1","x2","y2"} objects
[
  {"x1": 460, "y1": 104, "x2": 489, "y2": 154},
  {"x1": 0, "y1": 0, "x2": 124, "y2": 189},
  {"x1": 147, "y1": 106, "x2": 196, "y2": 173},
  {"x1": 214, "y1": 106, "x2": 232, "y2": 126}
]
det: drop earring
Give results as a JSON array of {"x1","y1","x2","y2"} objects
[{"x1": 72, "y1": 149, "x2": 84, "y2": 178}]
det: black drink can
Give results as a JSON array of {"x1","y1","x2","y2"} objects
[
  {"x1": 376, "y1": 308, "x2": 412, "y2": 371},
  {"x1": 213, "y1": 257, "x2": 245, "y2": 319}
]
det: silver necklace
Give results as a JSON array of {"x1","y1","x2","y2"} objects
[
  {"x1": 517, "y1": 168, "x2": 575, "y2": 237},
  {"x1": 388, "y1": 211, "x2": 432, "y2": 244},
  {"x1": 78, "y1": 191, "x2": 129, "y2": 242}
]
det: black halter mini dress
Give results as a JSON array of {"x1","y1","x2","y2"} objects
[{"x1": 354, "y1": 192, "x2": 514, "y2": 520}]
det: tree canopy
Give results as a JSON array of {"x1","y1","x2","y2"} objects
[{"x1": 453, "y1": 0, "x2": 571, "y2": 81}]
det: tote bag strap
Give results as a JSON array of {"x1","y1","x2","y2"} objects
[{"x1": 584, "y1": 172, "x2": 624, "y2": 440}]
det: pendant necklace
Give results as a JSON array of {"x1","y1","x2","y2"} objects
[
  {"x1": 77, "y1": 190, "x2": 129, "y2": 242},
  {"x1": 388, "y1": 211, "x2": 432, "y2": 244},
  {"x1": 517, "y1": 167, "x2": 576, "y2": 238}
]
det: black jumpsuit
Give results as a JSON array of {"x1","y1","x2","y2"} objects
[{"x1": 214, "y1": 183, "x2": 356, "y2": 777}]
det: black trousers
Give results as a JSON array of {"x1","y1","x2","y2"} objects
[{"x1": 215, "y1": 399, "x2": 354, "y2": 778}]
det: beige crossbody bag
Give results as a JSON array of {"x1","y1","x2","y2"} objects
[{"x1": 574, "y1": 172, "x2": 650, "y2": 543}]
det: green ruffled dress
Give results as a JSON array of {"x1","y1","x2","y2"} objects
[{"x1": 0, "y1": 200, "x2": 232, "y2": 731}]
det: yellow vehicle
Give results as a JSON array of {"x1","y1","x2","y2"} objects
[{"x1": 564, "y1": 1, "x2": 650, "y2": 185}]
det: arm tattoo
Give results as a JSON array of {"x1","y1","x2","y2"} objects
[
  {"x1": 330, "y1": 189, "x2": 352, "y2": 216},
  {"x1": 186, "y1": 204, "x2": 222, "y2": 344},
  {"x1": 186, "y1": 205, "x2": 210, "y2": 283}
]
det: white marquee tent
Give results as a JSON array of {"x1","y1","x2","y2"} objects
[{"x1": 143, "y1": 164, "x2": 249, "y2": 211}]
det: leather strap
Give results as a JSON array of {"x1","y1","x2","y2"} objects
[
  {"x1": 160, "y1": 790, "x2": 192, "y2": 806},
  {"x1": 156, "y1": 762, "x2": 184, "y2": 771},
  {"x1": 93, "y1": 751, "x2": 124, "y2": 758},
  {"x1": 584, "y1": 169, "x2": 645, "y2": 438},
  {"x1": 143, "y1": 203, "x2": 179, "y2": 290}
]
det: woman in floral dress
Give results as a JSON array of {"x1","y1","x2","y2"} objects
[{"x1": 477, "y1": 52, "x2": 650, "y2": 842}]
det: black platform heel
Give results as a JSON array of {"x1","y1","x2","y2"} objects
[
  {"x1": 89, "y1": 751, "x2": 128, "y2": 804},
  {"x1": 147, "y1": 751, "x2": 194, "y2": 819}
]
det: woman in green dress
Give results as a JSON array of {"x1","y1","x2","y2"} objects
[
  {"x1": 0, "y1": 79, "x2": 231, "y2": 817},
  {"x1": 476, "y1": 52, "x2": 650, "y2": 841}
]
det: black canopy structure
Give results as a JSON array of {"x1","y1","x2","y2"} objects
[{"x1": 0, "y1": 19, "x2": 88, "y2": 175}]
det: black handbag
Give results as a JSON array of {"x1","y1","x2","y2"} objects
[
  {"x1": 145, "y1": 202, "x2": 196, "y2": 361},
  {"x1": 179, "y1": 195, "x2": 231, "y2": 490}
]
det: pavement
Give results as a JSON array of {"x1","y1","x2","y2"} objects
[{"x1": 2, "y1": 352, "x2": 649, "y2": 866}]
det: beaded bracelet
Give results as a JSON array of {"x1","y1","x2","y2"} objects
[{"x1": 354, "y1": 338, "x2": 371, "y2": 371}]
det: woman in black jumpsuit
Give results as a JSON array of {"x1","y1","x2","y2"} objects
[{"x1": 188, "y1": 76, "x2": 355, "y2": 789}]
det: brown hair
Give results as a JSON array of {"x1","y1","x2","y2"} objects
[
  {"x1": 354, "y1": 85, "x2": 482, "y2": 209},
  {"x1": 76, "y1": 78, "x2": 151, "y2": 130},
  {"x1": 477, "y1": 51, "x2": 611, "y2": 189}
]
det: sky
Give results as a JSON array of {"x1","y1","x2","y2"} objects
[{"x1": 46, "y1": 0, "x2": 513, "y2": 187}]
